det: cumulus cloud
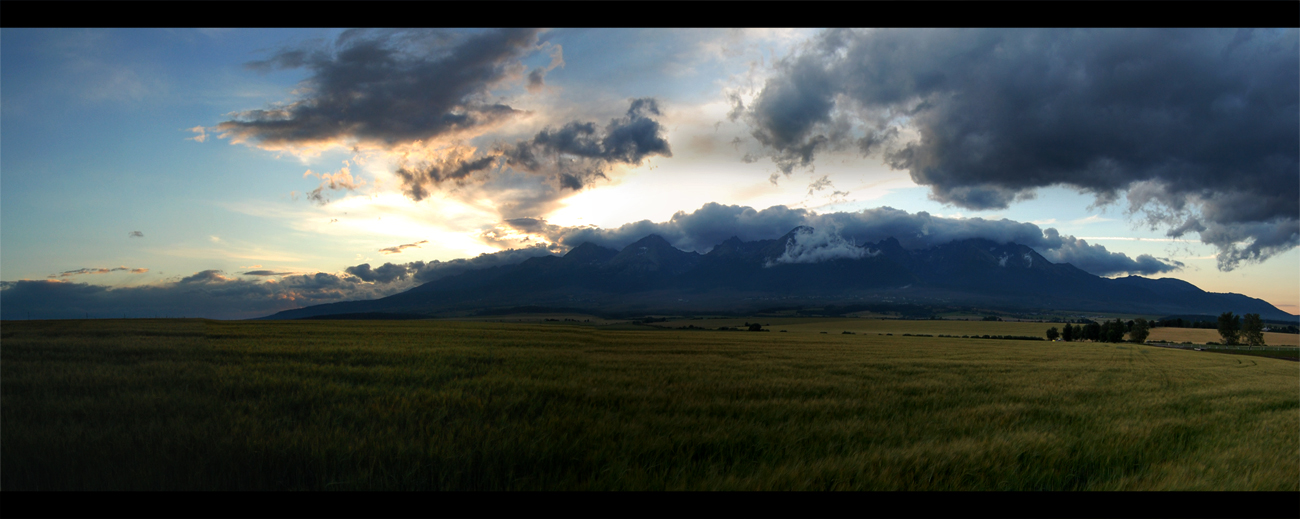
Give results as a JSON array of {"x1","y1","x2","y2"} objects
[
  {"x1": 217, "y1": 28, "x2": 543, "y2": 150},
  {"x1": 741, "y1": 28, "x2": 1299, "y2": 270},
  {"x1": 379, "y1": 240, "x2": 428, "y2": 255},
  {"x1": 394, "y1": 98, "x2": 672, "y2": 216},
  {"x1": 484, "y1": 202, "x2": 1181, "y2": 277},
  {"x1": 49, "y1": 266, "x2": 149, "y2": 278},
  {"x1": 303, "y1": 161, "x2": 367, "y2": 205},
  {"x1": 128, "y1": 231, "x2": 144, "y2": 238}
]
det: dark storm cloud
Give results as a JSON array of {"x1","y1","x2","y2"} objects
[
  {"x1": 498, "y1": 97, "x2": 672, "y2": 189},
  {"x1": 1036, "y1": 232, "x2": 1184, "y2": 277},
  {"x1": 743, "y1": 28, "x2": 1299, "y2": 270},
  {"x1": 394, "y1": 155, "x2": 497, "y2": 201},
  {"x1": 218, "y1": 28, "x2": 542, "y2": 148},
  {"x1": 408, "y1": 244, "x2": 558, "y2": 283},
  {"x1": 345, "y1": 262, "x2": 415, "y2": 284},
  {"x1": 502, "y1": 202, "x2": 1181, "y2": 277},
  {"x1": 395, "y1": 98, "x2": 672, "y2": 213}
]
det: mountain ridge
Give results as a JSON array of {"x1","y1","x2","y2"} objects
[{"x1": 261, "y1": 228, "x2": 1296, "y2": 321}]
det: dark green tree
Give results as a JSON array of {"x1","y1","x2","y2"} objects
[
  {"x1": 1106, "y1": 319, "x2": 1125, "y2": 343},
  {"x1": 1046, "y1": 327, "x2": 1060, "y2": 341},
  {"x1": 1217, "y1": 312, "x2": 1241, "y2": 345},
  {"x1": 1062, "y1": 324, "x2": 1074, "y2": 342},
  {"x1": 1241, "y1": 313, "x2": 1265, "y2": 346},
  {"x1": 1129, "y1": 318, "x2": 1150, "y2": 344},
  {"x1": 1083, "y1": 322, "x2": 1101, "y2": 341}
]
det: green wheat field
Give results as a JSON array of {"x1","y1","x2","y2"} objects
[{"x1": 2, "y1": 317, "x2": 1296, "y2": 490}]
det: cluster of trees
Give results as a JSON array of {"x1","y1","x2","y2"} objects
[
  {"x1": 1217, "y1": 312, "x2": 1266, "y2": 346},
  {"x1": 1046, "y1": 318, "x2": 1149, "y2": 343},
  {"x1": 1045, "y1": 312, "x2": 1270, "y2": 346}
]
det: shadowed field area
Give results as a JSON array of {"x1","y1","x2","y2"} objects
[{"x1": 2, "y1": 318, "x2": 1296, "y2": 490}]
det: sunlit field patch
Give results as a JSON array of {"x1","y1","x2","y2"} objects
[{"x1": 2, "y1": 318, "x2": 1296, "y2": 490}]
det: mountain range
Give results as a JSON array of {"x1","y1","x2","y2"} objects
[{"x1": 263, "y1": 227, "x2": 1296, "y2": 321}]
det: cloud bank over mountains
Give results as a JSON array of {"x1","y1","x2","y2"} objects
[
  {"x1": 737, "y1": 28, "x2": 1299, "y2": 271},
  {"x1": 2, "y1": 203, "x2": 1185, "y2": 320},
  {"x1": 489, "y1": 203, "x2": 1182, "y2": 278}
]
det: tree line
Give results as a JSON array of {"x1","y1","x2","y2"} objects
[
  {"x1": 1044, "y1": 312, "x2": 1268, "y2": 346},
  {"x1": 1045, "y1": 318, "x2": 1149, "y2": 343}
]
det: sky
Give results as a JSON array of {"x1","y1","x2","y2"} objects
[{"x1": 2, "y1": 28, "x2": 1297, "y2": 320}]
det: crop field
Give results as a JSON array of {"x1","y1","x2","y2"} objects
[
  {"x1": 1146, "y1": 327, "x2": 1300, "y2": 347},
  {"x1": 656, "y1": 316, "x2": 1057, "y2": 337},
  {"x1": 2, "y1": 318, "x2": 1297, "y2": 491}
]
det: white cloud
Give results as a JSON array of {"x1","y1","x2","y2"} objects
[{"x1": 765, "y1": 226, "x2": 875, "y2": 266}]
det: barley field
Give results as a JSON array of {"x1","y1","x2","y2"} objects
[{"x1": 2, "y1": 318, "x2": 1296, "y2": 491}]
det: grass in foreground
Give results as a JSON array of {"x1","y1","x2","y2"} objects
[{"x1": 2, "y1": 318, "x2": 1296, "y2": 490}]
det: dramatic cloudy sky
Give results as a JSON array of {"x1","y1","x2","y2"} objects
[{"x1": 3, "y1": 28, "x2": 1297, "y2": 319}]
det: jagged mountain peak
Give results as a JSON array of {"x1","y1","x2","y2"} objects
[
  {"x1": 562, "y1": 242, "x2": 618, "y2": 265},
  {"x1": 621, "y1": 234, "x2": 676, "y2": 251},
  {"x1": 608, "y1": 234, "x2": 700, "y2": 274}
]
